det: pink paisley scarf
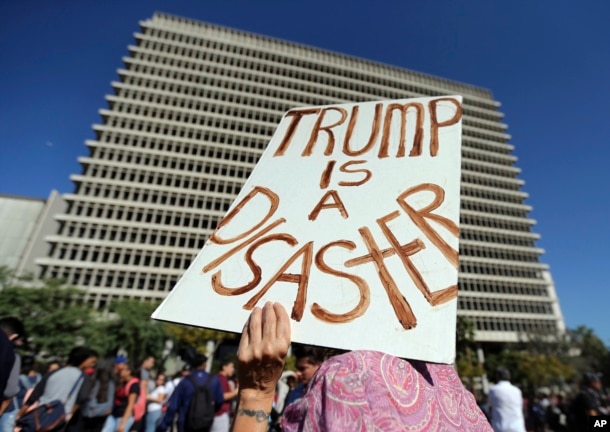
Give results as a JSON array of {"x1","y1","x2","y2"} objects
[{"x1": 282, "y1": 350, "x2": 491, "y2": 431}]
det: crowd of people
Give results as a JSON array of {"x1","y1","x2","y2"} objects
[{"x1": 1, "y1": 311, "x2": 608, "y2": 432}]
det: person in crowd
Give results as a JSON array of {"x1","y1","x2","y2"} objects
[
  {"x1": 17, "y1": 347, "x2": 98, "y2": 431},
  {"x1": 47, "y1": 361, "x2": 62, "y2": 374},
  {"x1": 145, "y1": 373, "x2": 166, "y2": 432},
  {"x1": 157, "y1": 354, "x2": 224, "y2": 432},
  {"x1": 230, "y1": 302, "x2": 491, "y2": 432},
  {"x1": 0, "y1": 317, "x2": 25, "y2": 431},
  {"x1": 210, "y1": 359, "x2": 238, "y2": 432},
  {"x1": 546, "y1": 394, "x2": 568, "y2": 432},
  {"x1": 570, "y1": 372, "x2": 606, "y2": 428},
  {"x1": 83, "y1": 358, "x2": 116, "y2": 432},
  {"x1": 114, "y1": 356, "x2": 128, "y2": 379},
  {"x1": 488, "y1": 367, "x2": 526, "y2": 432},
  {"x1": 130, "y1": 356, "x2": 155, "y2": 432},
  {"x1": 101, "y1": 364, "x2": 140, "y2": 432},
  {"x1": 282, "y1": 345, "x2": 322, "y2": 409}
]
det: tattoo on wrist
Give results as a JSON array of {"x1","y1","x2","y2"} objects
[{"x1": 237, "y1": 408, "x2": 269, "y2": 423}]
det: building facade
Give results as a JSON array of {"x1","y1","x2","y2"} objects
[
  {"x1": 1, "y1": 191, "x2": 66, "y2": 277},
  {"x1": 36, "y1": 13, "x2": 564, "y2": 342}
]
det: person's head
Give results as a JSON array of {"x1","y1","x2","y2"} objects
[
  {"x1": 190, "y1": 353, "x2": 208, "y2": 370},
  {"x1": 67, "y1": 346, "x2": 98, "y2": 370},
  {"x1": 21, "y1": 355, "x2": 36, "y2": 374},
  {"x1": 120, "y1": 364, "x2": 137, "y2": 382},
  {"x1": 154, "y1": 373, "x2": 167, "y2": 387},
  {"x1": 141, "y1": 355, "x2": 155, "y2": 371},
  {"x1": 293, "y1": 346, "x2": 323, "y2": 385},
  {"x1": 219, "y1": 358, "x2": 235, "y2": 377},
  {"x1": 286, "y1": 374, "x2": 297, "y2": 390},
  {"x1": 114, "y1": 355, "x2": 128, "y2": 375},
  {"x1": 47, "y1": 361, "x2": 61, "y2": 373},
  {"x1": 181, "y1": 364, "x2": 191, "y2": 376},
  {"x1": 582, "y1": 372, "x2": 602, "y2": 391},
  {"x1": 0, "y1": 316, "x2": 25, "y2": 344},
  {"x1": 495, "y1": 366, "x2": 511, "y2": 382}
]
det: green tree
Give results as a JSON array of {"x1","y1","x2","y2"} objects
[
  {"x1": 104, "y1": 299, "x2": 169, "y2": 363},
  {"x1": 455, "y1": 316, "x2": 484, "y2": 382},
  {"x1": 0, "y1": 281, "x2": 97, "y2": 359}
]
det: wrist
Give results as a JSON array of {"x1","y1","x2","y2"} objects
[{"x1": 237, "y1": 389, "x2": 275, "y2": 408}]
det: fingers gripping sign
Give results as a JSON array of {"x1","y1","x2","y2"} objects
[{"x1": 237, "y1": 302, "x2": 291, "y2": 400}]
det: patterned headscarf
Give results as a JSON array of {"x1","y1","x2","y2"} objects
[{"x1": 282, "y1": 350, "x2": 491, "y2": 431}]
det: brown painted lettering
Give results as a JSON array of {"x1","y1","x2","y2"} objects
[
  {"x1": 429, "y1": 97, "x2": 462, "y2": 156},
  {"x1": 274, "y1": 108, "x2": 320, "y2": 156},
  {"x1": 303, "y1": 107, "x2": 347, "y2": 156},
  {"x1": 211, "y1": 233, "x2": 298, "y2": 296},
  {"x1": 338, "y1": 160, "x2": 372, "y2": 187},
  {"x1": 379, "y1": 102, "x2": 424, "y2": 158},
  {"x1": 308, "y1": 190, "x2": 349, "y2": 220},
  {"x1": 354, "y1": 227, "x2": 417, "y2": 329},
  {"x1": 244, "y1": 242, "x2": 314, "y2": 322},
  {"x1": 210, "y1": 186, "x2": 280, "y2": 245},
  {"x1": 311, "y1": 240, "x2": 370, "y2": 323},
  {"x1": 397, "y1": 183, "x2": 459, "y2": 268},
  {"x1": 203, "y1": 218, "x2": 286, "y2": 273},
  {"x1": 377, "y1": 211, "x2": 457, "y2": 306},
  {"x1": 343, "y1": 103, "x2": 382, "y2": 156},
  {"x1": 319, "y1": 160, "x2": 336, "y2": 189}
]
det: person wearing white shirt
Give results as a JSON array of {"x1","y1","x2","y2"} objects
[
  {"x1": 488, "y1": 367, "x2": 526, "y2": 432},
  {"x1": 145, "y1": 374, "x2": 166, "y2": 432}
]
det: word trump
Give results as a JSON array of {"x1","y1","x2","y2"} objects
[
  {"x1": 202, "y1": 184, "x2": 458, "y2": 330},
  {"x1": 274, "y1": 97, "x2": 461, "y2": 159}
]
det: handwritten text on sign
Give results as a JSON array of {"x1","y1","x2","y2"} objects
[{"x1": 153, "y1": 96, "x2": 463, "y2": 363}]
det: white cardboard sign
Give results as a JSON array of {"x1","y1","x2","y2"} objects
[{"x1": 153, "y1": 95, "x2": 463, "y2": 363}]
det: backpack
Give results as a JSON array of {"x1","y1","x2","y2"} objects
[
  {"x1": 126, "y1": 378, "x2": 146, "y2": 421},
  {"x1": 185, "y1": 374, "x2": 215, "y2": 432}
]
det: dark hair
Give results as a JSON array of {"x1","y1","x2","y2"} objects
[
  {"x1": 94, "y1": 358, "x2": 115, "y2": 403},
  {"x1": 220, "y1": 357, "x2": 235, "y2": 369},
  {"x1": 67, "y1": 346, "x2": 98, "y2": 367},
  {"x1": 292, "y1": 345, "x2": 323, "y2": 365},
  {"x1": 0, "y1": 316, "x2": 25, "y2": 339},
  {"x1": 190, "y1": 353, "x2": 208, "y2": 369},
  {"x1": 496, "y1": 367, "x2": 511, "y2": 382},
  {"x1": 21, "y1": 355, "x2": 36, "y2": 373}
]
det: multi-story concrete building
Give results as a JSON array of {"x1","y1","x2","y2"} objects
[
  {"x1": 36, "y1": 13, "x2": 564, "y2": 343},
  {"x1": 0, "y1": 191, "x2": 66, "y2": 278}
]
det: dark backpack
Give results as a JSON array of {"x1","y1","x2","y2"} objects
[{"x1": 185, "y1": 374, "x2": 215, "y2": 432}]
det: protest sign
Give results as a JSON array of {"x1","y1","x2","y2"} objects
[{"x1": 152, "y1": 95, "x2": 463, "y2": 363}]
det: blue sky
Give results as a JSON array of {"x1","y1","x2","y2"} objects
[{"x1": 1, "y1": 1, "x2": 609, "y2": 344}]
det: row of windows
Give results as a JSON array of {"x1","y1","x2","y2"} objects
[
  {"x1": 459, "y1": 262, "x2": 544, "y2": 279},
  {"x1": 44, "y1": 267, "x2": 179, "y2": 295},
  {"x1": 112, "y1": 98, "x2": 281, "y2": 125},
  {"x1": 462, "y1": 160, "x2": 518, "y2": 180},
  {"x1": 81, "y1": 162, "x2": 244, "y2": 196},
  {"x1": 56, "y1": 221, "x2": 210, "y2": 250},
  {"x1": 89, "y1": 146, "x2": 253, "y2": 181},
  {"x1": 461, "y1": 214, "x2": 531, "y2": 233},
  {"x1": 462, "y1": 147, "x2": 514, "y2": 167},
  {"x1": 470, "y1": 317, "x2": 557, "y2": 333},
  {"x1": 459, "y1": 280, "x2": 549, "y2": 297},
  {"x1": 460, "y1": 244, "x2": 540, "y2": 263},
  {"x1": 461, "y1": 200, "x2": 529, "y2": 219},
  {"x1": 463, "y1": 137, "x2": 513, "y2": 156},
  {"x1": 96, "y1": 128, "x2": 266, "y2": 157},
  {"x1": 458, "y1": 297, "x2": 553, "y2": 315},
  {"x1": 66, "y1": 201, "x2": 225, "y2": 230},
  {"x1": 460, "y1": 229, "x2": 537, "y2": 248},
  {"x1": 462, "y1": 173, "x2": 521, "y2": 192},
  {"x1": 462, "y1": 185, "x2": 525, "y2": 205}
]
